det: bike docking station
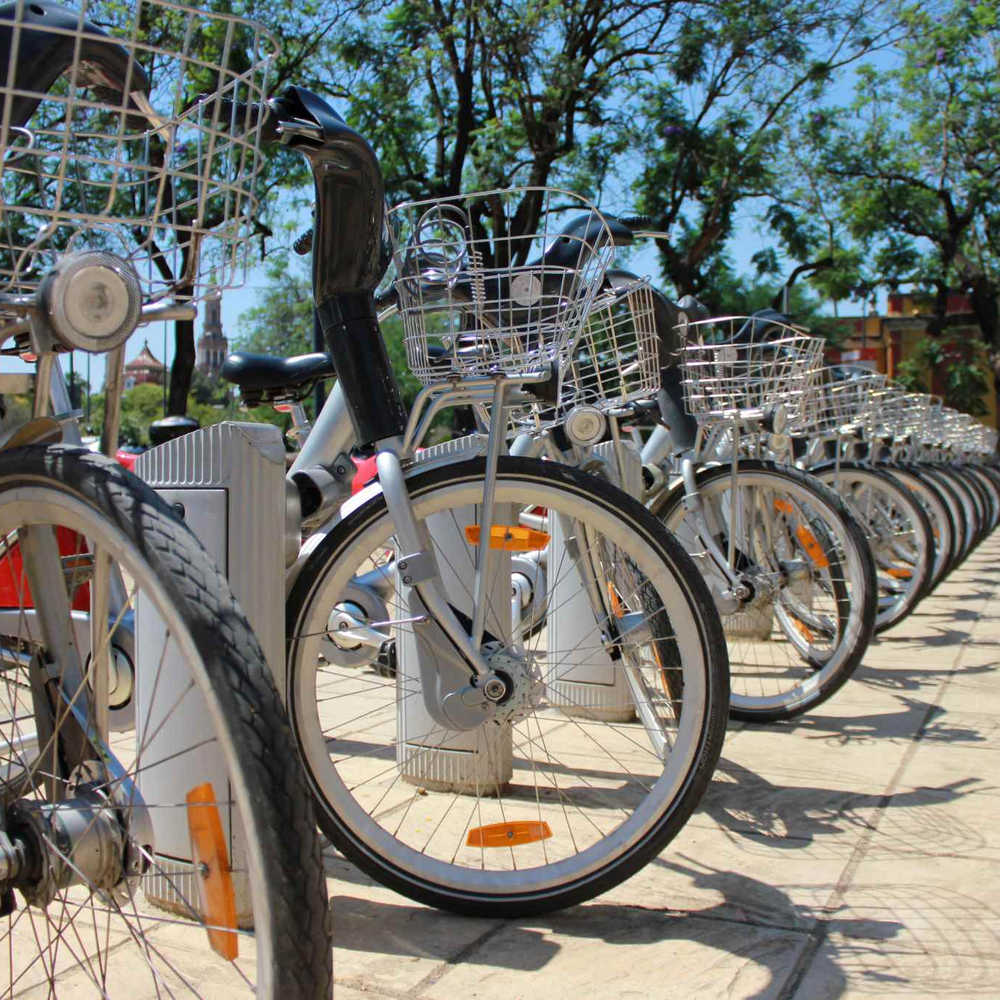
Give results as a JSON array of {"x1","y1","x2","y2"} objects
[
  {"x1": 547, "y1": 436, "x2": 642, "y2": 724},
  {"x1": 134, "y1": 421, "x2": 290, "y2": 926},
  {"x1": 397, "y1": 437, "x2": 516, "y2": 794}
]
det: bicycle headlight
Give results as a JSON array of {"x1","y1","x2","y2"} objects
[
  {"x1": 763, "y1": 402, "x2": 788, "y2": 435},
  {"x1": 564, "y1": 404, "x2": 607, "y2": 447},
  {"x1": 41, "y1": 251, "x2": 142, "y2": 354}
]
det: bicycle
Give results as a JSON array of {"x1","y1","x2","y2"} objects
[
  {"x1": 0, "y1": 2, "x2": 331, "y2": 994},
  {"x1": 620, "y1": 307, "x2": 879, "y2": 723},
  {"x1": 221, "y1": 177, "x2": 730, "y2": 915},
  {"x1": 778, "y1": 368, "x2": 938, "y2": 633}
]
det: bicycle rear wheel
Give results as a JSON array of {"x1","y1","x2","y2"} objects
[
  {"x1": 286, "y1": 457, "x2": 729, "y2": 917},
  {"x1": 0, "y1": 446, "x2": 331, "y2": 997}
]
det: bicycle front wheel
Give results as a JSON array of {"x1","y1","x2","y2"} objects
[
  {"x1": 653, "y1": 461, "x2": 877, "y2": 723},
  {"x1": 812, "y1": 463, "x2": 935, "y2": 633},
  {"x1": 0, "y1": 446, "x2": 331, "y2": 998},
  {"x1": 286, "y1": 456, "x2": 729, "y2": 917}
]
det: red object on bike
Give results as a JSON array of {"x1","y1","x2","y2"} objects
[
  {"x1": 116, "y1": 448, "x2": 139, "y2": 472},
  {"x1": 0, "y1": 526, "x2": 90, "y2": 611},
  {"x1": 351, "y1": 455, "x2": 378, "y2": 495}
]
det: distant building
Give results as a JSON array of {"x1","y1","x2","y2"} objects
[
  {"x1": 196, "y1": 289, "x2": 228, "y2": 378},
  {"x1": 123, "y1": 342, "x2": 166, "y2": 390},
  {"x1": 824, "y1": 293, "x2": 996, "y2": 429}
]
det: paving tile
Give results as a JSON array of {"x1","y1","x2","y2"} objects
[
  {"x1": 792, "y1": 938, "x2": 1000, "y2": 998},
  {"x1": 791, "y1": 867, "x2": 1000, "y2": 998},
  {"x1": 422, "y1": 905, "x2": 811, "y2": 1000},
  {"x1": 324, "y1": 851, "x2": 504, "y2": 995}
]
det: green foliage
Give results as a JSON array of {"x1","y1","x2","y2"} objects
[
  {"x1": 767, "y1": 1, "x2": 1000, "y2": 344},
  {"x1": 630, "y1": 0, "x2": 902, "y2": 296},
  {"x1": 85, "y1": 380, "x2": 289, "y2": 448},
  {"x1": 233, "y1": 255, "x2": 314, "y2": 358},
  {"x1": 894, "y1": 334, "x2": 990, "y2": 416}
]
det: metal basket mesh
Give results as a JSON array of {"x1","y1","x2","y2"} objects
[
  {"x1": 506, "y1": 276, "x2": 660, "y2": 434},
  {"x1": 869, "y1": 386, "x2": 929, "y2": 439},
  {"x1": 677, "y1": 315, "x2": 824, "y2": 423},
  {"x1": 0, "y1": 0, "x2": 277, "y2": 301},
  {"x1": 558, "y1": 277, "x2": 659, "y2": 410},
  {"x1": 791, "y1": 368, "x2": 886, "y2": 436},
  {"x1": 388, "y1": 187, "x2": 614, "y2": 383}
]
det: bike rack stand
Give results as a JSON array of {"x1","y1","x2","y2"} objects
[
  {"x1": 134, "y1": 421, "x2": 287, "y2": 927},
  {"x1": 547, "y1": 439, "x2": 642, "y2": 723},
  {"x1": 398, "y1": 438, "x2": 514, "y2": 793}
]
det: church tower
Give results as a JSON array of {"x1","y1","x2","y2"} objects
[{"x1": 196, "y1": 288, "x2": 228, "y2": 378}]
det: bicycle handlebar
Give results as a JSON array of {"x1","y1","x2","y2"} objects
[{"x1": 0, "y1": 1, "x2": 151, "y2": 129}]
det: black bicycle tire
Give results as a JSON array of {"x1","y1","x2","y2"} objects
[
  {"x1": 889, "y1": 464, "x2": 960, "y2": 590},
  {"x1": 812, "y1": 462, "x2": 936, "y2": 632},
  {"x1": 0, "y1": 445, "x2": 333, "y2": 998}
]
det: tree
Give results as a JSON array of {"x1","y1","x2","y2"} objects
[
  {"x1": 331, "y1": 0, "x2": 687, "y2": 207},
  {"x1": 628, "y1": 0, "x2": 902, "y2": 298},
  {"x1": 894, "y1": 334, "x2": 991, "y2": 416},
  {"x1": 319, "y1": 0, "x2": 891, "y2": 287},
  {"x1": 768, "y1": 2, "x2": 1000, "y2": 356},
  {"x1": 234, "y1": 255, "x2": 314, "y2": 358}
]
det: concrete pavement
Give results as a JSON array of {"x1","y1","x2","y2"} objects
[{"x1": 325, "y1": 534, "x2": 1000, "y2": 999}]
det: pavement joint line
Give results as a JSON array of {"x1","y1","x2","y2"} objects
[
  {"x1": 335, "y1": 973, "x2": 417, "y2": 998},
  {"x1": 777, "y1": 549, "x2": 998, "y2": 1000},
  {"x1": 405, "y1": 919, "x2": 508, "y2": 997}
]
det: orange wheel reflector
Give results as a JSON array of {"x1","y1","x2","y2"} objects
[
  {"x1": 886, "y1": 567, "x2": 913, "y2": 579},
  {"x1": 187, "y1": 783, "x2": 238, "y2": 961},
  {"x1": 773, "y1": 498, "x2": 794, "y2": 515},
  {"x1": 795, "y1": 526, "x2": 830, "y2": 568},
  {"x1": 464, "y1": 525, "x2": 550, "y2": 551},
  {"x1": 467, "y1": 821, "x2": 553, "y2": 849},
  {"x1": 792, "y1": 618, "x2": 816, "y2": 644},
  {"x1": 606, "y1": 581, "x2": 624, "y2": 619}
]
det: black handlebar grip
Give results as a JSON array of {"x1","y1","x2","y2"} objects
[
  {"x1": 617, "y1": 215, "x2": 655, "y2": 232},
  {"x1": 207, "y1": 97, "x2": 281, "y2": 143},
  {"x1": 293, "y1": 228, "x2": 314, "y2": 256}
]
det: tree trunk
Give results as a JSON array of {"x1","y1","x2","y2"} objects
[
  {"x1": 969, "y1": 274, "x2": 999, "y2": 351},
  {"x1": 167, "y1": 284, "x2": 195, "y2": 416}
]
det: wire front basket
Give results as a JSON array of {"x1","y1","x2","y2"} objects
[
  {"x1": 388, "y1": 187, "x2": 615, "y2": 384},
  {"x1": 0, "y1": 0, "x2": 277, "y2": 301},
  {"x1": 791, "y1": 367, "x2": 886, "y2": 436},
  {"x1": 868, "y1": 385, "x2": 930, "y2": 440},
  {"x1": 506, "y1": 275, "x2": 660, "y2": 434},
  {"x1": 559, "y1": 277, "x2": 659, "y2": 409},
  {"x1": 677, "y1": 315, "x2": 824, "y2": 424}
]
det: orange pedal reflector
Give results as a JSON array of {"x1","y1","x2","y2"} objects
[
  {"x1": 464, "y1": 525, "x2": 550, "y2": 551},
  {"x1": 467, "y1": 821, "x2": 553, "y2": 848},
  {"x1": 886, "y1": 567, "x2": 913, "y2": 579},
  {"x1": 187, "y1": 783, "x2": 239, "y2": 961},
  {"x1": 773, "y1": 498, "x2": 794, "y2": 515},
  {"x1": 795, "y1": 526, "x2": 830, "y2": 568}
]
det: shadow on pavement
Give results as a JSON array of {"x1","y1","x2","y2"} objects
[
  {"x1": 702, "y1": 757, "x2": 988, "y2": 859},
  {"x1": 855, "y1": 661, "x2": 996, "y2": 693}
]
